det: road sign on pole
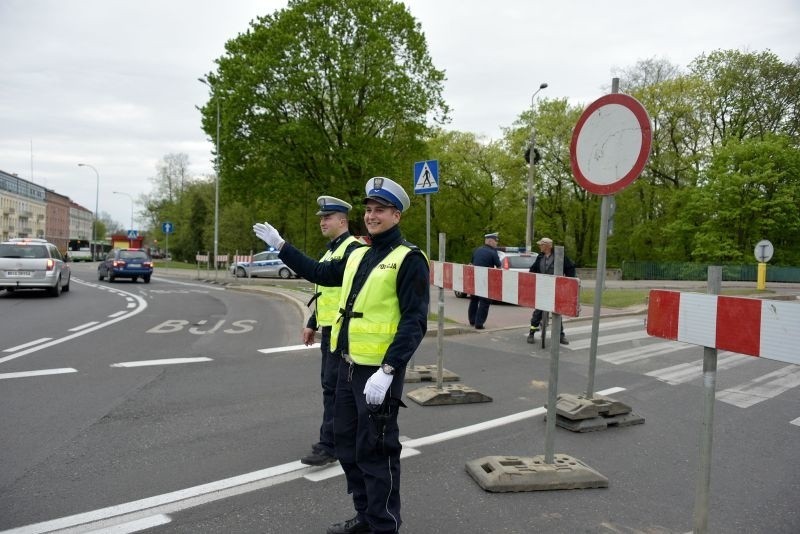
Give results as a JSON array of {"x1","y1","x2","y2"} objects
[
  {"x1": 413, "y1": 160, "x2": 439, "y2": 194},
  {"x1": 162, "y1": 221, "x2": 174, "y2": 235},
  {"x1": 127, "y1": 229, "x2": 138, "y2": 239},
  {"x1": 570, "y1": 93, "x2": 652, "y2": 196}
]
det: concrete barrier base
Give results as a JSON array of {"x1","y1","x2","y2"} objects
[
  {"x1": 465, "y1": 454, "x2": 608, "y2": 492},
  {"x1": 406, "y1": 383, "x2": 492, "y2": 406},
  {"x1": 549, "y1": 393, "x2": 644, "y2": 432},
  {"x1": 404, "y1": 364, "x2": 460, "y2": 383}
]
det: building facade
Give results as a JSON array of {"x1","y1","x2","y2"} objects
[
  {"x1": 1, "y1": 169, "x2": 47, "y2": 241},
  {"x1": 45, "y1": 190, "x2": 71, "y2": 253},
  {"x1": 69, "y1": 201, "x2": 93, "y2": 241}
]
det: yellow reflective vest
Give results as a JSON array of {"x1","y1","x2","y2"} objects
[
  {"x1": 315, "y1": 235, "x2": 360, "y2": 327},
  {"x1": 332, "y1": 245, "x2": 412, "y2": 365}
]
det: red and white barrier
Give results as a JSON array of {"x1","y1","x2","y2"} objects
[
  {"x1": 232, "y1": 255, "x2": 252, "y2": 264},
  {"x1": 430, "y1": 261, "x2": 580, "y2": 317},
  {"x1": 195, "y1": 254, "x2": 209, "y2": 263},
  {"x1": 647, "y1": 289, "x2": 800, "y2": 365}
]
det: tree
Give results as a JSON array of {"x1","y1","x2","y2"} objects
[{"x1": 200, "y1": 0, "x2": 448, "y2": 251}]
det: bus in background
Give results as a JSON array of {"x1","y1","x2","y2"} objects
[
  {"x1": 67, "y1": 239, "x2": 112, "y2": 261},
  {"x1": 68, "y1": 239, "x2": 92, "y2": 261}
]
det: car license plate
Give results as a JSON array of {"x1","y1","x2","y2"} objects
[
  {"x1": 129, "y1": 263, "x2": 141, "y2": 268},
  {"x1": 6, "y1": 271, "x2": 32, "y2": 277}
]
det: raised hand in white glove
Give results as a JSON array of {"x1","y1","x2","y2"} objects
[
  {"x1": 252, "y1": 222, "x2": 285, "y2": 250},
  {"x1": 364, "y1": 369, "x2": 394, "y2": 405}
]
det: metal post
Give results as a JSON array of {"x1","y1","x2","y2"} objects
[
  {"x1": 525, "y1": 82, "x2": 547, "y2": 253},
  {"x1": 199, "y1": 77, "x2": 221, "y2": 282},
  {"x1": 436, "y1": 233, "x2": 445, "y2": 390},
  {"x1": 426, "y1": 195, "x2": 431, "y2": 260},
  {"x1": 78, "y1": 163, "x2": 100, "y2": 260},
  {"x1": 586, "y1": 195, "x2": 610, "y2": 398},
  {"x1": 585, "y1": 77, "x2": 619, "y2": 398},
  {"x1": 544, "y1": 246, "x2": 565, "y2": 463},
  {"x1": 693, "y1": 265, "x2": 721, "y2": 534}
]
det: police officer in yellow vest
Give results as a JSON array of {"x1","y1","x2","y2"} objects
[
  {"x1": 300, "y1": 196, "x2": 363, "y2": 467},
  {"x1": 254, "y1": 177, "x2": 429, "y2": 534}
]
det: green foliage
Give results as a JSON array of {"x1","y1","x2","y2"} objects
[{"x1": 200, "y1": 0, "x2": 448, "y2": 253}]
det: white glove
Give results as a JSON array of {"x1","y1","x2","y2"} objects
[
  {"x1": 364, "y1": 369, "x2": 394, "y2": 405},
  {"x1": 253, "y1": 222, "x2": 285, "y2": 249}
]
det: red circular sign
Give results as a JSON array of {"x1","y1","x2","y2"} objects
[{"x1": 570, "y1": 93, "x2": 652, "y2": 195}]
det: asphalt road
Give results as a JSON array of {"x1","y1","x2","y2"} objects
[{"x1": 0, "y1": 263, "x2": 797, "y2": 533}]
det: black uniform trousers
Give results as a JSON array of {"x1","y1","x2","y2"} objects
[
  {"x1": 315, "y1": 326, "x2": 338, "y2": 456},
  {"x1": 468, "y1": 295, "x2": 491, "y2": 327},
  {"x1": 334, "y1": 358, "x2": 402, "y2": 534}
]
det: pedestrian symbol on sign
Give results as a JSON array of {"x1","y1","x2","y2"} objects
[{"x1": 413, "y1": 160, "x2": 439, "y2": 195}]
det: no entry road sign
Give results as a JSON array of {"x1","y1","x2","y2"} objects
[{"x1": 570, "y1": 93, "x2": 652, "y2": 195}]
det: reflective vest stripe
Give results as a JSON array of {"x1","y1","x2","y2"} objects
[{"x1": 315, "y1": 236, "x2": 359, "y2": 326}]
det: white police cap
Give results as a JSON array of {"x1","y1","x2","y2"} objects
[
  {"x1": 363, "y1": 176, "x2": 410, "y2": 212},
  {"x1": 316, "y1": 196, "x2": 352, "y2": 216},
  {"x1": 484, "y1": 232, "x2": 499, "y2": 240}
]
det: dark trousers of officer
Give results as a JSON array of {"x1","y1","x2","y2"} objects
[
  {"x1": 334, "y1": 358, "x2": 402, "y2": 534},
  {"x1": 315, "y1": 326, "x2": 338, "y2": 456},
  {"x1": 468, "y1": 295, "x2": 491, "y2": 327},
  {"x1": 530, "y1": 309, "x2": 564, "y2": 335}
]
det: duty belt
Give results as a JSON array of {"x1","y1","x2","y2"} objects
[{"x1": 342, "y1": 353, "x2": 355, "y2": 365}]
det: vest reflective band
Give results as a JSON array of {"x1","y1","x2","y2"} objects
[
  {"x1": 315, "y1": 236, "x2": 359, "y2": 327},
  {"x1": 332, "y1": 245, "x2": 412, "y2": 365}
]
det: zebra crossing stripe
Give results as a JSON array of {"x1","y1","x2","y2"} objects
[
  {"x1": 601, "y1": 340, "x2": 689, "y2": 365},
  {"x1": 716, "y1": 364, "x2": 800, "y2": 408},
  {"x1": 645, "y1": 352, "x2": 751, "y2": 385}
]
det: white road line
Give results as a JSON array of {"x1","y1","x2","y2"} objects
[
  {"x1": 84, "y1": 514, "x2": 171, "y2": 533},
  {"x1": 717, "y1": 364, "x2": 800, "y2": 408},
  {"x1": 0, "y1": 368, "x2": 77, "y2": 380},
  {"x1": 790, "y1": 417, "x2": 800, "y2": 427},
  {"x1": 565, "y1": 330, "x2": 650, "y2": 351},
  {"x1": 304, "y1": 448, "x2": 422, "y2": 482},
  {"x1": 126, "y1": 302, "x2": 136, "y2": 308},
  {"x1": 1, "y1": 386, "x2": 626, "y2": 534},
  {"x1": 151, "y1": 276, "x2": 226, "y2": 290},
  {"x1": 69, "y1": 322, "x2": 100, "y2": 332},
  {"x1": 601, "y1": 340, "x2": 690, "y2": 365},
  {"x1": 258, "y1": 343, "x2": 318, "y2": 354},
  {"x1": 645, "y1": 352, "x2": 751, "y2": 385},
  {"x1": 2, "y1": 338, "x2": 53, "y2": 353},
  {"x1": 0, "y1": 279, "x2": 147, "y2": 366},
  {"x1": 563, "y1": 318, "x2": 644, "y2": 335},
  {"x1": 110, "y1": 357, "x2": 213, "y2": 368}
]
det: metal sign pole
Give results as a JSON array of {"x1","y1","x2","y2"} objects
[
  {"x1": 543, "y1": 247, "x2": 565, "y2": 463},
  {"x1": 436, "y1": 233, "x2": 445, "y2": 390},
  {"x1": 586, "y1": 194, "x2": 610, "y2": 398},
  {"x1": 693, "y1": 266, "x2": 721, "y2": 534}
]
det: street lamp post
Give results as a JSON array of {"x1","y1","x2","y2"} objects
[
  {"x1": 77, "y1": 163, "x2": 100, "y2": 260},
  {"x1": 113, "y1": 191, "x2": 134, "y2": 247},
  {"x1": 525, "y1": 82, "x2": 548, "y2": 254},
  {"x1": 198, "y1": 77, "x2": 220, "y2": 280}
]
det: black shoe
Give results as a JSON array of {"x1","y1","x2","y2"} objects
[
  {"x1": 300, "y1": 448, "x2": 337, "y2": 466},
  {"x1": 526, "y1": 333, "x2": 536, "y2": 344},
  {"x1": 326, "y1": 516, "x2": 371, "y2": 534},
  {"x1": 559, "y1": 335, "x2": 569, "y2": 345},
  {"x1": 475, "y1": 325, "x2": 485, "y2": 330}
]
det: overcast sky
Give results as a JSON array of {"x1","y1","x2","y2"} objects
[{"x1": 1, "y1": 0, "x2": 797, "y2": 230}]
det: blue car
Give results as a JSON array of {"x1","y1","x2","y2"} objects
[{"x1": 98, "y1": 248, "x2": 153, "y2": 283}]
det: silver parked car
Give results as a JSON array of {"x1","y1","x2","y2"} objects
[
  {"x1": 0, "y1": 238, "x2": 71, "y2": 297},
  {"x1": 230, "y1": 250, "x2": 297, "y2": 279}
]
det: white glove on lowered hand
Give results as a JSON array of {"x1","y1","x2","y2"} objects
[
  {"x1": 364, "y1": 369, "x2": 394, "y2": 405},
  {"x1": 253, "y1": 222, "x2": 285, "y2": 250}
]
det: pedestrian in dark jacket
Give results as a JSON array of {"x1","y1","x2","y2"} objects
[{"x1": 468, "y1": 232, "x2": 501, "y2": 329}]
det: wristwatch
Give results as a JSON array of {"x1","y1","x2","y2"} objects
[{"x1": 381, "y1": 363, "x2": 395, "y2": 375}]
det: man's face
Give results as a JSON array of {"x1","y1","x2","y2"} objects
[
  {"x1": 486, "y1": 237, "x2": 498, "y2": 247},
  {"x1": 319, "y1": 213, "x2": 347, "y2": 239},
  {"x1": 538, "y1": 242, "x2": 552, "y2": 254},
  {"x1": 363, "y1": 200, "x2": 400, "y2": 235}
]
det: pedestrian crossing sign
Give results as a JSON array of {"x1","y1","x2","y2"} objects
[{"x1": 413, "y1": 160, "x2": 439, "y2": 194}]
